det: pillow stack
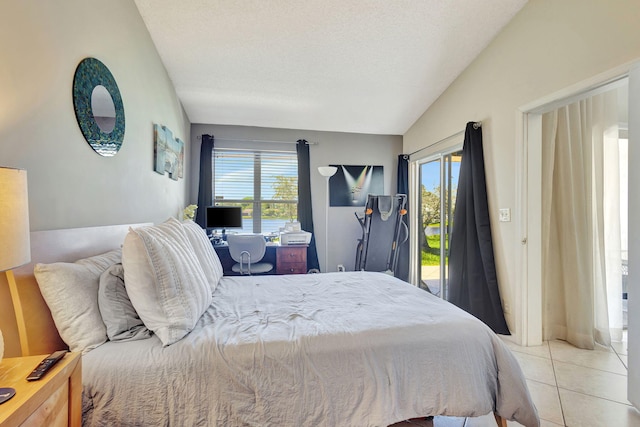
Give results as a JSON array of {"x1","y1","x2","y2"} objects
[{"x1": 34, "y1": 217, "x2": 223, "y2": 352}]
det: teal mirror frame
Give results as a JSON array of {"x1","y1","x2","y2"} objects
[{"x1": 72, "y1": 57, "x2": 125, "y2": 156}]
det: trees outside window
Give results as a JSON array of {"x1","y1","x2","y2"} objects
[{"x1": 213, "y1": 149, "x2": 297, "y2": 233}]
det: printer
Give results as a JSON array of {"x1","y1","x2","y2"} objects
[{"x1": 279, "y1": 221, "x2": 312, "y2": 245}]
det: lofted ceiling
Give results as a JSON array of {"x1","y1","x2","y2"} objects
[{"x1": 134, "y1": 0, "x2": 527, "y2": 135}]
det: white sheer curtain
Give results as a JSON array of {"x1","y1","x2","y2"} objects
[{"x1": 541, "y1": 89, "x2": 621, "y2": 349}]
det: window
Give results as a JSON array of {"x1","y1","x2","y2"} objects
[
  {"x1": 417, "y1": 148, "x2": 462, "y2": 299},
  {"x1": 213, "y1": 148, "x2": 298, "y2": 234}
]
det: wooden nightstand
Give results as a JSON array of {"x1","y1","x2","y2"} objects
[
  {"x1": 276, "y1": 245, "x2": 308, "y2": 274},
  {"x1": 0, "y1": 352, "x2": 81, "y2": 427}
]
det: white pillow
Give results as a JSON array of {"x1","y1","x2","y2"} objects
[
  {"x1": 181, "y1": 220, "x2": 223, "y2": 292},
  {"x1": 34, "y1": 249, "x2": 121, "y2": 353},
  {"x1": 122, "y1": 218, "x2": 212, "y2": 346}
]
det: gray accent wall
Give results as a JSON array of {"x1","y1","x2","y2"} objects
[
  {"x1": 0, "y1": 0, "x2": 190, "y2": 231},
  {"x1": 190, "y1": 124, "x2": 403, "y2": 272}
]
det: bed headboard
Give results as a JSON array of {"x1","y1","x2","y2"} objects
[{"x1": 0, "y1": 223, "x2": 150, "y2": 357}]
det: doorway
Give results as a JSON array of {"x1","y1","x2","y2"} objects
[
  {"x1": 519, "y1": 75, "x2": 630, "y2": 347},
  {"x1": 417, "y1": 148, "x2": 462, "y2": 298},
  {"x1": 541, "y1": 84, "x2": 628, "y2": 346},
  {"x1": 516, "y1": 63, "x2": 640, "y2": 410}
]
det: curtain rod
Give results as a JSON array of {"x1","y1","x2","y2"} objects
[
  {"x1": 408, "y1": 121, "x2": 481, "y2": 157},
  {"x1": 197, "y1": 135, "x2": 318, "y2": 145}
]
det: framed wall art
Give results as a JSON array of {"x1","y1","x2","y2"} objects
[
  {"x1": 153, "y1": 124, "x2": 184, "y2": 180},
  {"x1": 328, "y1": 165, "x2": 384, "y2": 206}
]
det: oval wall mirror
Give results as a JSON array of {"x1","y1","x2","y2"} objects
[
  {"x1": 72, "y1": 57, "x2": 125, "y2": 156},
  {"x1": 91, "y1": 85, "x2": 116, "y2": 133}
]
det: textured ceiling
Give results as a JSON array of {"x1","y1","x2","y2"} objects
[{"x1": 134, "y1": 0, "x2": 527, "y2": 135}]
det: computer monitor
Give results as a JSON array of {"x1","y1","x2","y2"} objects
[{"x1": 205, "y1": 206, "x2": 243, "y2": 237}]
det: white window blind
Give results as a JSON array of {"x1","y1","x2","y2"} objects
[{"x1": 213, "y1": 148, "x2": 298, "y2": 233}]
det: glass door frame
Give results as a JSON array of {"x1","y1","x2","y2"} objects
[{"x1": 408, "y1": 138, "x2": 463, "y2": 292}]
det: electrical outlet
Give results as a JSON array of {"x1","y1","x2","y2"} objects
[{"x1": 499, "y1": 208, "x2": 511, "y2": 222}]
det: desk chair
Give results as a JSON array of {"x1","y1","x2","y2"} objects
[{"x1": 227, "y1": 234, "x2": 274, "y2": 275}]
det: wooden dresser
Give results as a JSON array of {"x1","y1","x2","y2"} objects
[
  {"x1": 276, "y1": 245, "x2": 308, "y2": 274},
  {"x1": 0, "y1": 352, "x2": 81, "y2": 427}
]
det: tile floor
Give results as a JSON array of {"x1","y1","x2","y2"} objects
[
  {"x1": 418, "y1": 333, "x2": 640, "y2": 427},
  {"x1": 498, "y1": 334, "x2": 640, "y2": 427},
  {"x1": 415, "y1": 270, "x2": 637, "y2": 426}
]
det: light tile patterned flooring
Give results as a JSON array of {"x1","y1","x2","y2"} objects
[
  {"x1": 395, "y1": 334, "x2": 639, "y2": 427},
  {"x1": 498, "y1": 335, "x2": 640, "y2": 427}
]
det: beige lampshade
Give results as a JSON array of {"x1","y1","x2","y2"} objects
[{"x1": 0, "y1": 167, "x2": 31, "y2": 271}]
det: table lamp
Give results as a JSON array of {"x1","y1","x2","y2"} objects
[
  {"x1": 0, "y1": 167, "x2": 31, "y2": 360},
  {"x1": 318, "y1": 166, "x2": 337, "y2": 272}
]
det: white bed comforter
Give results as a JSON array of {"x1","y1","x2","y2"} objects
[{"x1": 82, "y1": 271, "x2": 539, "y2": 427}]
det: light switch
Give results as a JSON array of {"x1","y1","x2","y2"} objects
[{"x1": 499, "y1": 208, "x2": 511, "y2": 222}]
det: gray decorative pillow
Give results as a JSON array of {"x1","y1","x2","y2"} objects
[
  {"x1": 98, "y1": 263, "x2": 152, "y2": 342},
  {"x1": 34, "y1": 249, "x2": 121, "y2": 353}
]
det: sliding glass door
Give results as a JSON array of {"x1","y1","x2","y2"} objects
[{"x1": 418, "y1": 149, "x2": 462, "y2": 298}]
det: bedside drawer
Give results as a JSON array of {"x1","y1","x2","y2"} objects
[
  {"x1": 277, "y1": 262, "x2": 307, "y2": 274},
  {"x1": 276, "y1": 246, "x2": 307, "y2": 274},
  {"x1": 278, "y1": 247, "x2": 306, "y2": 262},
  {"x1": 21, "y1": 381, "x2": 68, "y2": 427},
  {"x1": 0, "y1": 352, "x2": 82, "y2": 427}
]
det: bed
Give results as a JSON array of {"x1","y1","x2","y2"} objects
[{"x1": 3, "y1": 221, "x2": 539, "y2": 427}]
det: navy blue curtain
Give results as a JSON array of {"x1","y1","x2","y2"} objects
[
  {"x1": 195, "y1": 134, "x2": 214, "y2": 228},
  {"x1": 296, "y1": 140, "x2": 320, "y2": 271},
  {"x1": 396, "y1": 154, "x2": 410, "y2": 281},
  {"x1": 448, "y1": 123, "x2": 510, "y2": 335}
]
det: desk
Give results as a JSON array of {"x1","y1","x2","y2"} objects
[{"x1": 214, "y1": 244, "x2": 308, "y2": 275}]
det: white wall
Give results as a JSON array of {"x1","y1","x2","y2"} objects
[
  {"x1": 190, "y1": 124, "x2": 403, "y2": 272},
  {"x1": 404, "y1": 0, "x2": 640, "y2": 335},
  {"x1": 0, "y1": 0, "x2": 190, "y2": 231},
  {"x1": 628, "y1": 64, "x2": 640, "y2": 410}
]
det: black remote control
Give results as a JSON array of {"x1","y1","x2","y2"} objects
[{"x1": 26, "y1": 350, "x2": 67, "y2": 381}]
